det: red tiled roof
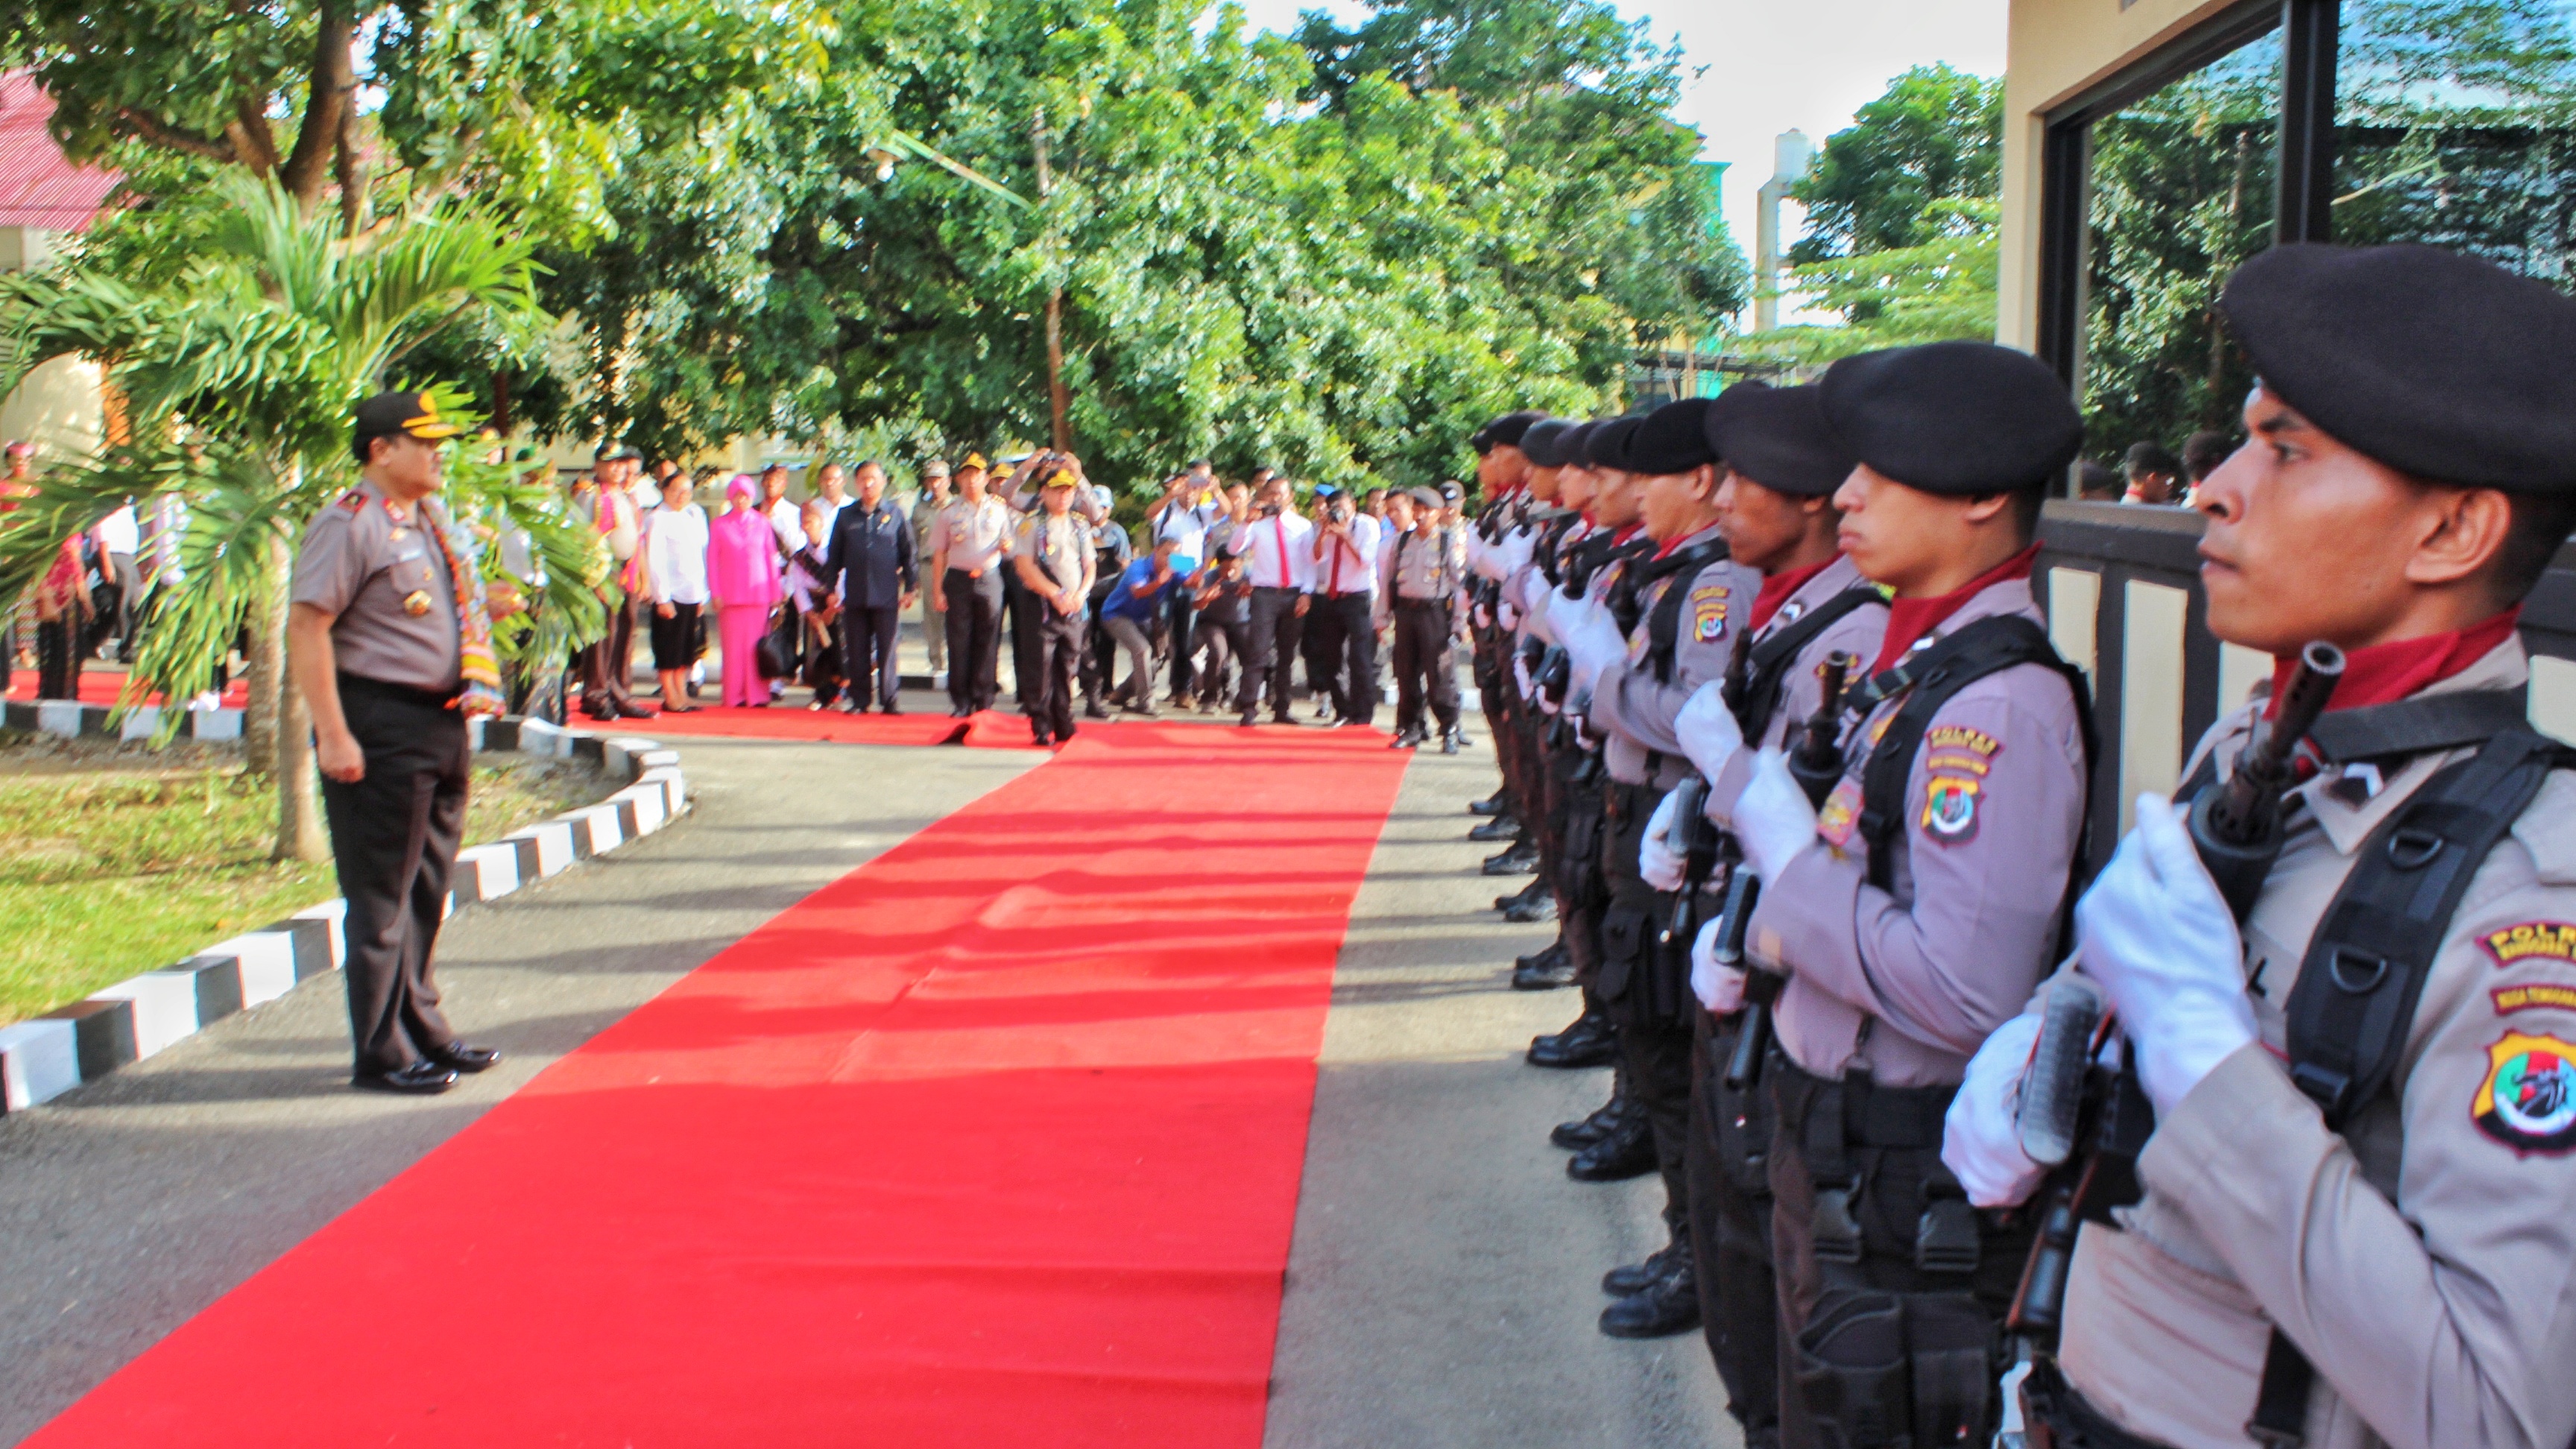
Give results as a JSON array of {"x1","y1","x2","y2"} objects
[{"x1": 0, "y1": 72, "x2": 120, "y2": 232}]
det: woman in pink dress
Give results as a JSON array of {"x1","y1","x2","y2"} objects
[{"x1": 704, "y1": 476, "x2": 783, "y2": 707}]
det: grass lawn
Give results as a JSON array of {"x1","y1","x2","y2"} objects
[{"x1": 0, "y1": 732, "x2": 610, "y2": 1026}]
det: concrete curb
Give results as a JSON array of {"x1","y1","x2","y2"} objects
[
  {"x1": 2, "y1": 698, "x2": 245, "y2": 742},
  {"x1": 0, "y1": 717, "x2": 689, "y2": 1114}
]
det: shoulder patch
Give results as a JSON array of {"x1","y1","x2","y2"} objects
[
  {"x1": 1691, "y1": 586, "x2": 1729, "y2": 643},
  {"x1": 1921, "y1": 771, "x2": 1982, "y2": 845},
  {"x1": 2494, "y1": 984, "x2": 2576, "y2": 1016},
  {"x1": 2472, "y1": 1031, "x2": 2576, "y2": 1154},
  {"x1": 2482, "y1": 921, "x2": 2576, "y2": 968},
  {"x1": 1926, "y1": 724, "x2": 2001, "y2": 757}
]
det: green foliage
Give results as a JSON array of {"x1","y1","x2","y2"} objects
[
  {"x1": 1790, "y1": 65, "x2": 2001, "y2": 268},
  {"x1": 1743, "y1": 199, "x2": 1999, "y2": 364}
]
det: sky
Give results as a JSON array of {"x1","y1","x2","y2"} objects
[{"x1": 1223, "y1": 0, "x2": 2012, "y2": 325}]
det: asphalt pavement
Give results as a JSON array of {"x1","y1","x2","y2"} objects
[{"x1": 0, "y1": 710, "x2": 1731, "y2": 1448}]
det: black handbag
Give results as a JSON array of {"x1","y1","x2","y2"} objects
[{"x1": 754, "y1": 632, "x2": 794, "y2": 681}]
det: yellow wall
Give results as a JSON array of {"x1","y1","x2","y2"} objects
[
  {"x1": 1998, "y1": 0, "x2": 2253, "y2": 347},
  {"x1": 0, "y1": 225, "x2": 108, "y2": 459}
]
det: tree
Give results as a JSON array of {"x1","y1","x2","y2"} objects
[
  {"x1": 1789, "y1": 64, "x2": 2001, "y2": 270},
  {"x1": 0, "y1": 175, "x2": 562, "y2": 859},
  {"x1": 1743, "y1": 198, "x2": 1999, "y2": 364}
]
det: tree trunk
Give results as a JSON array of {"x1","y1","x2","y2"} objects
[
  {"x1": 279, "y1": 0, "x2": 356, "y2": 213},
  {"x1": 272, "y1": 665, "x2": 328, "y2": 862},
  {"x1": 242, "y1": 543, "x2": 286, "y2": 777}
]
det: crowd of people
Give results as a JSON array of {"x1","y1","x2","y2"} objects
[
  {"x1": 1443, "y1": 239, "x2": 2576, "y2": 1449},
  {"x1": 563, "y1": 446, "x2": 1479, "y2": 749},
  {"x1": 1, "y1": 438, "x2": 157, "y2": 703}
]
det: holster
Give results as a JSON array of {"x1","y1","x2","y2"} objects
[
  {"x1": 1793, "y1": 1287, "x2": 1999, "y2": 1449},
  {"x1": 1559, "y1": 791, "x2": 1609, "y2": 913},
  {"x1": 2017, "y1": 1357, "x2": 2172, "y2": 1449}
]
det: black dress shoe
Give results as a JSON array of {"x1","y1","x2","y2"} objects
[
  {"x1": 1602, "y1": 1235, "x2": 1683, "y2": 1297},
  {"x1": 1503, "y1": 892, "x2": 1558, "y2": 925},
  {"x1": 1085, "y1": 699, "x2": 1112, "y2": 720},
  {"x1": 1470, "y1": 790, "x2": 1511, "y2": 816},
  {"x1": 1511, "y1": 942, "x2": 1578, "y2": 990},
  {"x1": 1528, "y1": 1009, "x2": 1619, "y2": 1069},
  {"x1": 430, "y1": 1043, "x2": 502, "y2": 1073},
  {"x1": 353, "y1": 1061, "x2": 458, "y2": 1095},
  {"x1": 1032, "y1": 731, "x2": 1055, "y2": 748},
  {"x1": 1599, "y1": 1248, "x2": 1702, "y2": 1338},
  {"x1": 880, "y1": 701, "x2": 901, "y2": 715},
  {"x1": 612, "y1": 699, "x2": 657, "y2": 720},
  {"x1": 1468, "y1": 815, "x2": 1521, "y2": 842},
  {"x1": 951, "y1": 705, "x2": 973, "y2": 718},
  {"x1": 1442, "y1": 728, "x2": 1463, "y2": 754},
  {"x1": 1272, "y1": 710, "x2": 1297, "y2": 726},
  {"x1": 1567, "y1": 1113, "x2": 1657, "y2": 1181}
]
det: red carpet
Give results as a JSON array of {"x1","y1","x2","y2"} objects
[
  {"x1": 4, "y1": 671, "x2": 248, "y2": 708},
  {"x1": 639, "y1": 703, "x2": 968, "y2": 747},
  {"x1": 962, "y1": 706, "x2": 1047, "y2": 748},
  {"x1": 28, "y1": 722, "x2": 1409, "y2": 1448}
]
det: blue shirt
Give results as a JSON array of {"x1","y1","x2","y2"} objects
[{"x1": 1102, "y1": 556, "x2": 1174, "y2": 624}]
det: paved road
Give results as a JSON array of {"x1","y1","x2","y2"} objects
[
  {"x1": 1266, "y1": 742, "x2": 1734, "y2": 1449},
  {"x1": 0, "y1": 739, "x2": 1039, "y2": 1444},
  {"x1": 0, "y1": 722, "x2": 1729, "y2": 1448}
]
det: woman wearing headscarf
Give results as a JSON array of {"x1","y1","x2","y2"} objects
[{"x1": 705, "y1": 475, "x2": 783, "y2": 707}]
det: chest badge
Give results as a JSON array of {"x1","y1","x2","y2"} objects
[
  {"x1": 1816, "y1": 777, "x2": 1863, "y2": 848},
  {"x1": 2472, "y1": 1031, "x2": 2576, "y2": 1154},
  {"x1": 402, "y1": 590, "x2": 435, "y2": 617}
]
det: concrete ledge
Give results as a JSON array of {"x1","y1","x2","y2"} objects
[
  {"x1": 0, "y1": 718, "x2": 690, "y2": 1115},
  {"x1": 4, "y1": 698, "x2": 247, "y2": 741}
]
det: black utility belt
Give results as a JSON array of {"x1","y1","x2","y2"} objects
[
  {"x1": 1770, "y1": 1052, "x2": 1957, "y2": 1152},
  {"x1": 337, "y1": 673, "x2": 460, "y2": 711},
  {"x1": 1395, "y1": 595, "x2": 1453, "y2": 608},
  {"x1": 2018, "y1": 1357, "x2": 2173, "y2": 1449}
]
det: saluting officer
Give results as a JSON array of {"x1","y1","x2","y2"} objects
[
  {"x1": 1945, "y1": 244, "x2": 2576, "y2": 1449},
  {"x1": 287, "y1": 391, "x2": 518, "y2": 1095},
  {"x1": 1647, "y1": 382, "x2": 1890, "y2": 1448},
  {"x1": 1685, "y1": 344, "x2": 2094, "y2": 1449},
  {"x1": 1013, "y1": 466, "x2": 1097, "y2": 748}
]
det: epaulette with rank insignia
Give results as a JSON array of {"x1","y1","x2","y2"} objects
[{"x1": 338, "y1": 490, "x2": 367, "y2": 514}]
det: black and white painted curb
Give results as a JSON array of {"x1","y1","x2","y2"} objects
[
  {"x1": 2, "y1": 698, "x2": 246, "y2": 742},
  {"x1": 0, "y1": 716, "x2": 686, "y2": 1114}
]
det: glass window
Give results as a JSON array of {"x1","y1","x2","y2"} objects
[
  {"x1": 2334, "y1": 0, "x2": 2576, "y2": 282},
  {"x1": 2078, "y1": 31, "x2": 2284, "y2": 477}
]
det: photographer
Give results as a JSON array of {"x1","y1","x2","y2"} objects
[{"x1": 1307, "y1": 483, "x2": 1381, "y2": 728}]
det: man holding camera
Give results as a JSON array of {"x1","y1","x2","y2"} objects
[
  {"x1": 1308, "y1": 483, "x2": 1382, "y2": 728},
  {"x1": 1231, "y1": 474, "x2": 1317, "y2": 726}
]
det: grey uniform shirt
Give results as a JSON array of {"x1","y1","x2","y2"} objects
[
  {"x1": 1746, "y1": 575, "x2": 2089, "y2": 1087},
  {"x1": 1015, "y1": 508, "x2": 1095, "y2": 597},
  {"x1": 931, "y1": 496, "x2": 1014, "y2": 577},
  {"x1": 1591, "y1": 526, "x2": 1758, "y2": 789},
  {"x1": 2056, "y1": 640, "x2": 2576, "y2": 1449},
  {"x1": 1708, "y1": 553, "x2": 1893, "y2": 770},
  {"x1": 289, "y1": 480, "x2": 463, "y2": 693}
]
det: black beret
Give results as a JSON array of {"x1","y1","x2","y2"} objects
[
  {"x1": 1471, "y1": 409, "x2": 1546, "y2": 454},
  {"x1": 1584, "y1": 416, "x2": 1644, "y2": 469},
  {"x1": 1520, "y1": 417, "x2": 1577, "y2": 467},
  {"x1": 1554, "y1": 420, "x2": 1600, "y2": 467},
  {"x1": 1707, "y1": 384, "x2": 1856, "y2": 498},
  {"x1": 1819, "y1": 341, "x2": 2082, "y2": 495},
  {"x1": 1625, "y1": 397, "x2": 1717, "y2": 476},
  {"x1": 2221, "y1": 242, "x2": 2576, "y2": 493}
]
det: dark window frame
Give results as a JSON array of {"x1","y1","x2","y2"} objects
[{"x1": 2033, "y1": 0, "x2": 2343, "y2": 400}]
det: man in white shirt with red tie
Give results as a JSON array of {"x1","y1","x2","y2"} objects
[
  {"x1": 1307, "y1": 483, "x2": 1383, "y2": 727},
  {"x1": 1232, "y1": 474, "x2": 1319, "y2": 727}
]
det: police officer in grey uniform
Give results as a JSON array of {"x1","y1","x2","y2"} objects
[{"x1": 287, "y1": 391, "x2": 514, "y2": 1095}]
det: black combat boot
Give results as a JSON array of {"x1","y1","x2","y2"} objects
[
  {"x1": 1566, "y1": 1107, "x2": 1655, "y2": 1181},
  {"x1": 1468, "y1": 814, "x2": 1521, "y2": 843},
  {"x1": 1511, "y1": 941, "x2": 1576, "y2": 991},
  {"x1": 1502, "y1": 889, "x2": 1557, "y2": 924},
  {"x1": 1527, "y1": 1006, "x2": 1618, "y2": 1070},
  {"x1": 1599, "y1": 1235, "x2": 1702, "y2": 1338},
  {"x1": 1470, "y1": 789, "x2": 1511, "y2": 816},
  {"x1": 1550, "y1": 1074, "x2": 1627, "y2": 1149},
  {"x1": 1482, "y1": 840, "x2": 1540, "y2": 876},
  {"x1": 1601, "y1": 1229, "x2": 1687, "y2": 1297}
]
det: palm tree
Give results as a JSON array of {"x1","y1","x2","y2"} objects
[{"x1": 0, "y1": 174, "x2": 600, "y2": 860}]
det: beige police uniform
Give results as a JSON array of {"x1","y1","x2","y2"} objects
[
  {"x1": 289, "y1": 480, "x2": 473, "y2": 1076},
  {"x1": 1014, "y1": 506, "x2": 1094, "y2": 743},
  {"x1": 2054, "y1": 639, "x2": 2576, "y2": 1449},
  {"x1": 932, "y1": 495, "x2": 1014, "y2": 713}
]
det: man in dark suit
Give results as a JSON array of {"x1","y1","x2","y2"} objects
[{"x1": 824, "y1": 460, "x2": 918, "y2": 713}]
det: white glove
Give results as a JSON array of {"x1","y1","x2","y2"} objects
[
  {"x1": 1512, "y1": 651, "x2": 1535, "y2": 703},
  {"x1": 1942, "y1": 1011, "x2": 2048, "y2": 1208},
  {"x1": 1690, "y1": 916, "x2": 1747, "y2": 1013},
  {"x1": 1497, "y1": 598, "x2": 1519, "y2": 631},
  {"x1": 1494, "y1": 528, "x2": 1535, "y2": 579},
  {"x1": 1734, "y1": 748, "x2": 1820, "y2": 883},
  {"x1": 2076, "y1": 795, "x2": 2257, "y2": 1116},
  {"x1": 1519, "y1": 578, "x2": 1560, "y2": 644},
  {"x1": 1673, "y1": 680, "x2": 1746, "y2": 786},
  {"x1": 1559, "y1": 594, "x2": 1629, "y2": 693},
  {"x1": 1639, "y1": 789, "x2": 1688, "y2": 891},
  {"x1": 1473, "y1": 601, "x2": 1492, "y2": 630}
]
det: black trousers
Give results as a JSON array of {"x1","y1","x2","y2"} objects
[
  {"x1": 1235, "y1": 587, "x2": 1305, "y2": 716},
  {"x1": 35, "y1": 616, "x2": 79, "y2": 699},
  {"x1": 1601, "y1": 780, "x2": 1693, "y2": 1234},
  {"x1": 1166, "y1": 588, "x2": 1198, "y2": 698},
  {"x1": 1029, "y1": 604, "x2": 1085, "y2": 740},
  {"x1": 1306, "y1": 591, "x2": 1377, "y2": 724},
  {"x1": 1003, "y1": 570, "x2": 1041, "y2": 712},
  {"x1": 1389, "y1": 599, "x2": 1459, "y2": 733},
  {"x1": 320, "y1": 678, "x2": 468, "y2": 1076},
  {"x1": 840, "y1": 603, "x2": 901, "y2": 708},
  {"x1": 1198, "y1": 616, "x2": 1246, "y2": 703},
  {"x1": 1690, "y1": 1010, "x2": 1781, "y2": 1448},
  {"x1": 578, "y1": 591, "x2": 638, "y2": 712},
  {"x1": 942, "y1": 571, "x2": 1004, "y2": 712}
]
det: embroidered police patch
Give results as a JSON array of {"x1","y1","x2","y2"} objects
[
  {"x1": 2472, "y1": 1031, "x2": 2576, "y2": 1154},
  {"x1": 1691, "y1": 587, "x2": 1729, "y2": 643},
  {"x1": 2494, "y1": 984, "x2": 2576, "y2": 1017},
  {"x1": 1921, "y1": 773, "x2": 1981, "y2": 845},
  {"x1": 2483, "y1": 921, "x2": 2576, "y2": 968},
  {"x1": 1816, "y1": 778, "x2": 1863, "y2": 848}
]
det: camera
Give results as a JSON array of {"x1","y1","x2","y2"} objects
[{"x1": 1327, "y1": 495, "x2": 1354, "y2": 525}]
